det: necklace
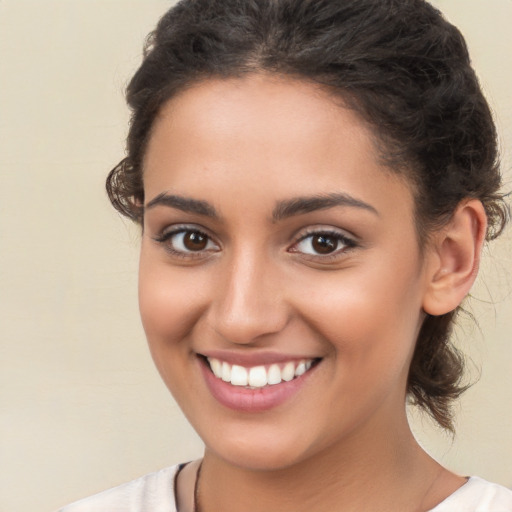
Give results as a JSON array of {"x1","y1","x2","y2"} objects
[
  {"x1": 416, "y1": 466, "x2": 445, "y2": 512},
  {"x1": 192, "y1": 461, "x2": 448, "y2": 512},
  {"x1": 193, "y1": 461, "x2": 203, "y2": 512}
]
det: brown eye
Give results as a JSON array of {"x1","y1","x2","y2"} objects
[
  {"x1": 292, "y1": 230, "x2": 356, "y2": 257},
  {"x1": 183, "y1": 231, "x2": 208, "y2": 251},
  {"x1": 156, "y1": 228, "x2": 219, "y2": 255},
  {"x1": 311, "y1": 235, "x2": 337, "y2": 254}
]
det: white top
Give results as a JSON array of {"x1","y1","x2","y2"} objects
[
  {"x1": 58, "y1": 465, "x2": 512, "y2": 511},
  {"x1": 428, "y1": 476, "x2": 512, "y2": 511}
]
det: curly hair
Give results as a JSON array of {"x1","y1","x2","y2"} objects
[{"x1": 106, "y1": 0, "x2": 508, "y2": 431}]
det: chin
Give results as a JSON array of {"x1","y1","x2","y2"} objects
[
  {"x1": 207, "y1": 440, "x2": 312, "y2": 472},
  {"x1": 195, "y1": 414, "x2": 344, "y2": 473}
]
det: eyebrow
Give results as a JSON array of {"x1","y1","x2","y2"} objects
[
  {"x1": 145, "y1": 192, "x2": 219, "y2": 218},
  {"x1": 272, "y1": 193, "x2": 378, "y2": 221},
  {"x1": 144, "y1": 191, "x2": 378, "y2": 221}
]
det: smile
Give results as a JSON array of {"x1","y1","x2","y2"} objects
[{"x1": 206, "y1": 358, "x2": 315, "y2": 389}]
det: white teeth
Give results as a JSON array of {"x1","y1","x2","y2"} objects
[
  {"x1": 248, "y1": 366, "x2": 267, "y2": 387},
  {"x1": 221, "y1": 361, "x2": 231, "y2": 382},
  {"x1": 210, "y1": 358, "x2": 222, "y2": 378},
  {"x1": 231, "y1": 365, "x2": 248, "y2": 386},
  {"x1": 295, "y1": 360, "x2": 306, "y2": 377},
  {"x1": 207, "y1": 357, "x2": 316, "y2": 388},
  {"x1": 282, "y1": 362, "x2": 295, "y2": 382},
  {"x1": 267, "y1": 364, "x2": 282, "y2": 385}
]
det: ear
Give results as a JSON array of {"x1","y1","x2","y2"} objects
[{"x1": 422, "y1": 199, "x2": 487, "y2": 316}]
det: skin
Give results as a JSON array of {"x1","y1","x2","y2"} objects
[{"x1": 139, "y1": 74, "x2": 483, "y2": 511}]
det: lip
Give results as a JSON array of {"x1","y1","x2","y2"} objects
[{"x1": 198, "y1": 354, "x2": 320, "y2": 413}]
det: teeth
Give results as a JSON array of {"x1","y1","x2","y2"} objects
[
  {"x1": 248, "y1": 366, "x2": 267, "y2": 387},
  {"x1": 267, "y1": 364, "x2": 282, "y2": 385},
  {"x1": 210, "y1": 358, "x2": 222, "y2": 378},
  {"x1": 206, "y1": 358, "x2": 315, "y2": 388},
  {"x1": 231, "y1": 365, "x2": 248, "y2": 386},
  {"x1": 282, "y1": 362, "x2": 295, "y2": 382},
  {"x1": 295, "y1": 361, "x2": 306, "y2": 377},
  {"x1": 221, "y1": 361, "x2": 231, "y2": 382}
]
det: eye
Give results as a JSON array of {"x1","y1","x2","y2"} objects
[
  {"x1": 291, "y1": 230, "x2": 356, "y2": 257},
  {"x1": 154, "y1": 227, "x2": 219, "y2": 256}
]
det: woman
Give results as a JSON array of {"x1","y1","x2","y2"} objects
[{"x1": 60, "y1": 0, "x2": 512, "y2": 510}]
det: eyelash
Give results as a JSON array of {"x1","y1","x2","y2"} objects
[
  {"x1": 289, "y1": 229, "x2": 357, "y2": 261},
  {"x1": 153, "y1": 226, "x2": 357, "y2": 261},
  {"x1": 153, "y1": 226, "x2": 219, "y2": 259}
]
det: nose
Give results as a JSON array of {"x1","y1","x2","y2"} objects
[{"x1": 206, "y1": 250, "x2": 290, "y2": 345}]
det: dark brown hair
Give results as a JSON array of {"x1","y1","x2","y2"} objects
[{"x1": 107, "y1": 0, "x2": 508, "y2": 431}]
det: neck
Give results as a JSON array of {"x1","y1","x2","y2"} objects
[{"x1": 195, "y1": 414, "x2": 444, "y2": 512}]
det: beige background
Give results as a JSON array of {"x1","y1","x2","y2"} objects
[{"x1": 0, "y1": 1, "x2": 510, "y2": 511}]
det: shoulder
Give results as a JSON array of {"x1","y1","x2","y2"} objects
[
  {"x1": 430, "y1": 477, "x2": 512, "y2": 511},
  {"x1": 56, "y1": 464, "x2": 181, "y2": 512}
]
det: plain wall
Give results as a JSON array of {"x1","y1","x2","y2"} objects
[{"x1": 0, "y1": 1, "x2": 510, "y2": 511}]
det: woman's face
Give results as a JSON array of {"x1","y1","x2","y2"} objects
[{"x1": 139, "y1": 75, "x2": 432, "y2": 470}]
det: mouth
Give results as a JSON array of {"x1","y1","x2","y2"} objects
[
  {"x1": 197, "y1": 352, "x2": 322, "y2": 412},
  {"x1": 204, "y1": 356, "x2": 319, "y2": 389}
]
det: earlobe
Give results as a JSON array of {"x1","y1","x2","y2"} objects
[{"x1": 422, "y1": 199, "x2": 487, "y2": 316}]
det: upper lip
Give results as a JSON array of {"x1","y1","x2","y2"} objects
[{"x1": 198, "y1": 350, "x2": 321, "y2": 367}]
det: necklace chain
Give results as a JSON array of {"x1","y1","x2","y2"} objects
[
  {"x1": 193, "y1": 461, "x2": 203, "y2": 512},
  {"x1": 192, "y1": 461, "x2": 446, "y2": 512}
]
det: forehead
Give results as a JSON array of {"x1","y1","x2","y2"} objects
[{"x1": 143, "y1": 74, "x2": 414, "y2": 219}]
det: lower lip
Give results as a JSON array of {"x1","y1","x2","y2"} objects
[{"x1": 199, "y1": 358, "x2": 317, "y2": 413}]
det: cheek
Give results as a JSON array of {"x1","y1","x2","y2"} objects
[
  {"x1": 137, "y1": 258, "x2": 209, "y2": 407},
  {"x1": 138, "y1": 250, "x2": 207, "y2": 359},
  {"x1": 292, "y1": 257, "x2": 425, "y2": 369}
]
